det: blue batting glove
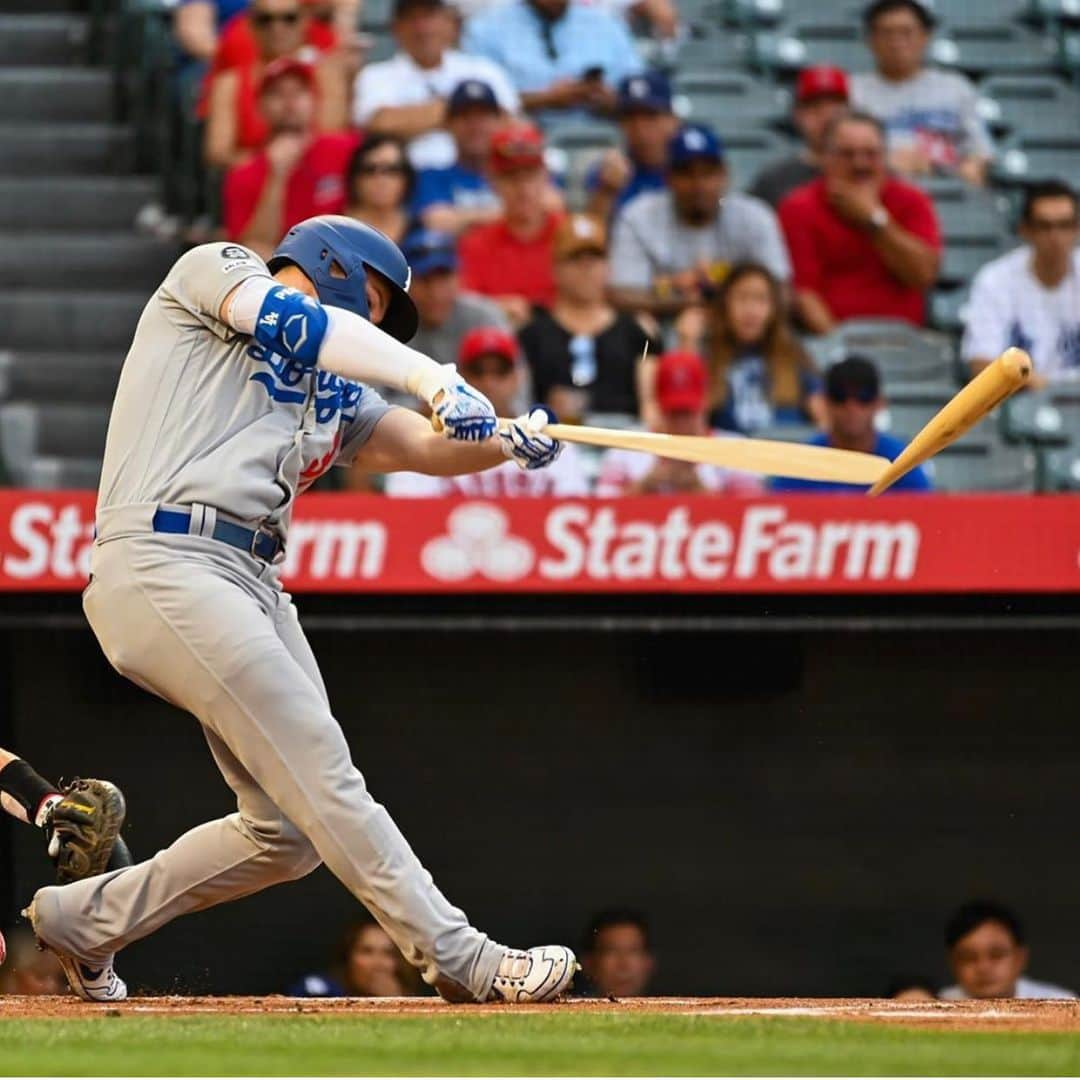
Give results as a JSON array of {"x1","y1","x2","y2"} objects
[
  {"x1": 499, "y1": 405, "x2": 562, "y2": 471},
  {"x1": 433, "y1": 379, "x2": 498, "y2": 441}
]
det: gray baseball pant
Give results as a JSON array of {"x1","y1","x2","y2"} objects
[{"x1": 32, "y1": 509, "x2": 503, "y2": 1000}]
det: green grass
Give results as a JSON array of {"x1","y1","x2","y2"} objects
[{"x1": 1, "y1": 1013, "x2": 1079, "y2": 1076}]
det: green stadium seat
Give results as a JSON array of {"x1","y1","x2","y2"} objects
[
  {"x1": 672, "y1": 73, "x2": 790, "y2": 131},
  {"x1": 978, "y1": 75, "x2": 1080, "y2": 138},
  {"x1": 928, "y1": 185, "x2": 1011, "y2": 244},
  {"x1": 675, "y1": 26, "x2": 752, "y2": 72},
  {"x1": 939, "y1": 235, "x2": 1010, "y2": 286},
  {"x1": 1039, "y1": 447, "x2": 1080, "y2": 491},
  {"x1": 928, "y1": 0, "x2": 1033, "y2": 26},
  {"x1": 928, "y1": 25, "x2": 1059, "y2": 76},
  {"x1": 807, "y1": 320, "x2": 957, "y2": 384},
  {"x1": 720, "y1": 130, "x2": 799, "y2": 186},
  {"x1": 993, "y1": 133, "x2": 1080, "y2": 182},
  {"x1": 999, "y1": 390, "x2": 1072, "y2": 445},
  {"x1": 1031, "y1": 0, "x2": 1080, "y2": 26},
  {"x1": 930, "y1": 288, "x2": 970, "y2": 335},
  {"x1": 724, "y1": 0, "x2": 786, "y2": 26},
  {"x1": 924, "y1": 439, "x2": 1038, "y2": 491},
  {"x1": 752, "y1": 23, "x2": 875, "y2": 76}
]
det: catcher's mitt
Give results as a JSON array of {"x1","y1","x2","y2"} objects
[{"x1": 46, "y1": 779, "x2": 132, "y2": 885}]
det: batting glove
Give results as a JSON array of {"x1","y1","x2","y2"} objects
[
  {"x1": 500, "y1": 406, "x2": 563, "y2": 471},
  {"x1": 430, "y1": 366, "x2": 498, "y2": 442}
]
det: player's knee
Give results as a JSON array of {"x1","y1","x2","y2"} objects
[
  {"x1": 253, "y1": 286, "x2": 327, "y2": 369},
  {"x1": 241, "y1": 814, "x2": 321, "y2": 880}
]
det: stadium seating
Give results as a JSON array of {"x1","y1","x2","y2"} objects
[
  {"x1": 672, "y1": 73, "x2": 791, "y2": 131},
  {"x1": 1000, "y1": 390, "x2": 1073, "y2": 446},
  {"x1": 994, "y1": 133, "x2": 1080, "y2": 183},
  {"x1": 1039, "y1": 446, "x2": 1080, "y2": 491},
  {"x1": 806, "y1": 320, "x2": 957, "y2": 384},
  {"x1": 928, "y1": 25, "x2": 1059, "y2": 77},
  {"x1": 979, "y1": 75, "x2": 1080, "y2": 139}
]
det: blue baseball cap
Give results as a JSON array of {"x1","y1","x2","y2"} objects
[
  {"x1": 448, "y1": 78, "x2": 499, "y2": 116},
  {"x1": 617, "y1": 71, "x2": 672, "y2": 115},
  {"x1": 668, "y1": 123, "x2": 724, "y2": 168},
  {"x1": 401, "y1": 229, "x2": 458, "y2": 276}
]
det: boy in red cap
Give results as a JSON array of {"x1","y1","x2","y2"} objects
[
  {"x1": 595, "y1": 352, "x2": 763, "y2": 496},
  {"x1": 457, "y1": 123, "x2": 563, "y2": 325},
  {"x1": 749, "y1": 65, "x2": 850, "y2": 209},
  {"x1": 385, "y1": 326, "x2": 590, "y2": 496}
]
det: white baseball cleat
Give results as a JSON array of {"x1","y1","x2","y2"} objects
[
  {"x1": 22, "y1": 897, "x2": 127, "y2": 1003},
  {"x1": 486, "y1": 945, "x2": 578, "y2": 1003}
]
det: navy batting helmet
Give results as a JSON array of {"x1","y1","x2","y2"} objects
[{"x1": 268, "y1": 215, "x2": 419, "y2": 343}]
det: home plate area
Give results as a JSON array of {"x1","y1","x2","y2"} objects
[{"x1": 3, "y1": 996, "x2": 1080, "y2": 1030}]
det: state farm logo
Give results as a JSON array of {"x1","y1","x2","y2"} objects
[{"x1": 421, "y1": 503, "x2": 534, "y2": 582}]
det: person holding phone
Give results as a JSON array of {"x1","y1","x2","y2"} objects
[{"x1": 463, "y1": 0, "x2": 643, "y2": 126}]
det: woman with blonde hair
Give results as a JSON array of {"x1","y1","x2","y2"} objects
[{"x1": 674, "y1": 261, "x2": 826, "y2": 434}]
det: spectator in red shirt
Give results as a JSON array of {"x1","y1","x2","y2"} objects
[
  {"x1": 203, "y1": 0, "x2": 348, "y2": 169},
  {"x1": 223, "y1": 58, "x2": 359, "y2": 259},
  {"x1": 778, "y1": 109, "x2": 941, "y2": 332},
  {"x1": 458, "y1": 122, "x2": 563, "y2": 326}
]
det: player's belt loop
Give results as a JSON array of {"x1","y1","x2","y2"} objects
[{"x1": 187, "y1": 503, "x2": 218, "y2": 539}]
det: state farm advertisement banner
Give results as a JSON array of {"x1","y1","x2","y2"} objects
[{"x1": 0, "y1": 491, "x2": 1076, "y2": 593}]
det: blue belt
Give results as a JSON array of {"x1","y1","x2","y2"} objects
[{"x1": 152, "y1": 509, "x2": 283, "y2": 562}]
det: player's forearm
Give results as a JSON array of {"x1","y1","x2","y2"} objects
[{"x1": 400, "y1": 432, "x2": 505, "y2": 476}]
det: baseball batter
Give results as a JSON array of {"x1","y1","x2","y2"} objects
[{"x1": 23, "y1": 216, "x2": 576, "y2": 1004}]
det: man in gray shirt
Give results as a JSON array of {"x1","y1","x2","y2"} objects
[
  {"x1": 851, "y1": 0, "x2": 993, "y2": 186},
  {"x1": 609, "y1": 123, "x2": 791, "y2": 318}
]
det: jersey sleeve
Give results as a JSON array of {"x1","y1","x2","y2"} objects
[
  {"x1": 157, "y1": 242, "x2": 272, "y2": 340},
  {"x1": 334, "y1": 385, "x2": 394, "y2": 468},
  {"x1": 608, "y1": 202, "x2": 654, "y2": 291}
]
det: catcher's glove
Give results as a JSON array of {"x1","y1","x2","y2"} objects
[{"x1": 45, "y1": 779, "x2": 133, "y2": 885}]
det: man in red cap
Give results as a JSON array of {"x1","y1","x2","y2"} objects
[
  {"x1": 222, "y1": 58, "x2": 359, "y2": 259},
  {"x1": 385, "y1": 326, "x2": 590, "y2": 496},
  {"x1": 458, "y1": 123, "x2": 564, "y2": 325},
  {"x1": 595, "y1": 351, "x2": 763, "y2": 496},
  {"x1": 749, "y1": 65, "x2": 850, "y2": 210}
]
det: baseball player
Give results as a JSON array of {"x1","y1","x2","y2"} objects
[
  {"x1": 23, "y1": 216, "x2": 576, "y2": 1005},
  {"x1": 0, "y1": 747, "x2": 132, "y2": 882}
]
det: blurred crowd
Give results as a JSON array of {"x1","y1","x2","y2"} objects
[
  {"x1": 4, "y1": 899, "x2": 1073, "y2": 1001},
  {"x1": 154, "y1": 0, "x2": 1080, "y2": 494}
]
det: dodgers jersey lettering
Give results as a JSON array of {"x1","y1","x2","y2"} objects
[{"x1": 97, "y1": 243, "x2": 391, "y2": 532}]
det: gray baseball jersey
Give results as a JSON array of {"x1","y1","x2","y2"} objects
[{"x1": 97, "y1": 242, "x2": 391, "y2": 534}]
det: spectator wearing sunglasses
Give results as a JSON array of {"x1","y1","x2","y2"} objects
[
  {"x1": 223, "y1": 59, "x2": 359, "y2": 259},
  {"x1": 778, "y1": 110, "x2": 941, "y2": 333},
  {"x1": 384, "y1": 326, "x2": 590, "y2": 496},
  {"x1": 343, "y1": 136, "x2": 418, "y2": 246},
  {"x1": 203, "y1": 0, "x2": 345, "y2": 168},
  {"x1": 353, "y1": 0, "x2": 520, "y2": 171},
  {"x1": 963, "y1": 180, "x2": 1080, "y2": 388},
  {"x1": 771, "y1": 355, "x2": 931, "y2": 493},
  {"x1": 458, "y1": 123, "x2": 564, "y2": 326}
]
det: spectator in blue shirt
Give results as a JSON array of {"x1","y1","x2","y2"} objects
[
  {"x1": 462, "y1": 0, "x2": 644, "y2": 128},
  {"x1": 586, "y1": 71, "x2": 678, "y2": 222},
  {"x1": 772, "y1": 354, "x2": 932, "y2": 493},
  {"x1": 412, "y1": 79, "x2": 504, "y2": 236}
]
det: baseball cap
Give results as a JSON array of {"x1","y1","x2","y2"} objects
[
  {"x1": 401, "y1": 229, "x2": 457, "y2": 276},
  {"x1": 554, "y1": 214, "x2": 607, "y2": 260},
  {"x1": 668, "y1": 124, "x2": 724, "y2": 169},
  {"x1": 656, "y1": 351, "x2": 707, "y2": 413},
  {"x1": 459, "y1": 325, "x2": 519, "y2": 367},
  {"x1": 795, "y1": 65, "x2": 850, "y2": 104},
  {"x1": 489, "y1": 122, "x2": 545, "y2": 174},
  {"x1": 616, "y1": 70, "x2": 672, "y2": 115},
  {"x1": 825, "y1": 354, "x2": 881, "y2": 402},
  {"x1": 448, "y1": 78, "x2": 499, "y2": 116},
  {"x1": 258, "y1": 57, "x2": 315, "y2": 96}
]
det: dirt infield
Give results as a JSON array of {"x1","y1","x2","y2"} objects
[{"x1": 2, "y1": 995, "x2": 1080, "y2": 1031}]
